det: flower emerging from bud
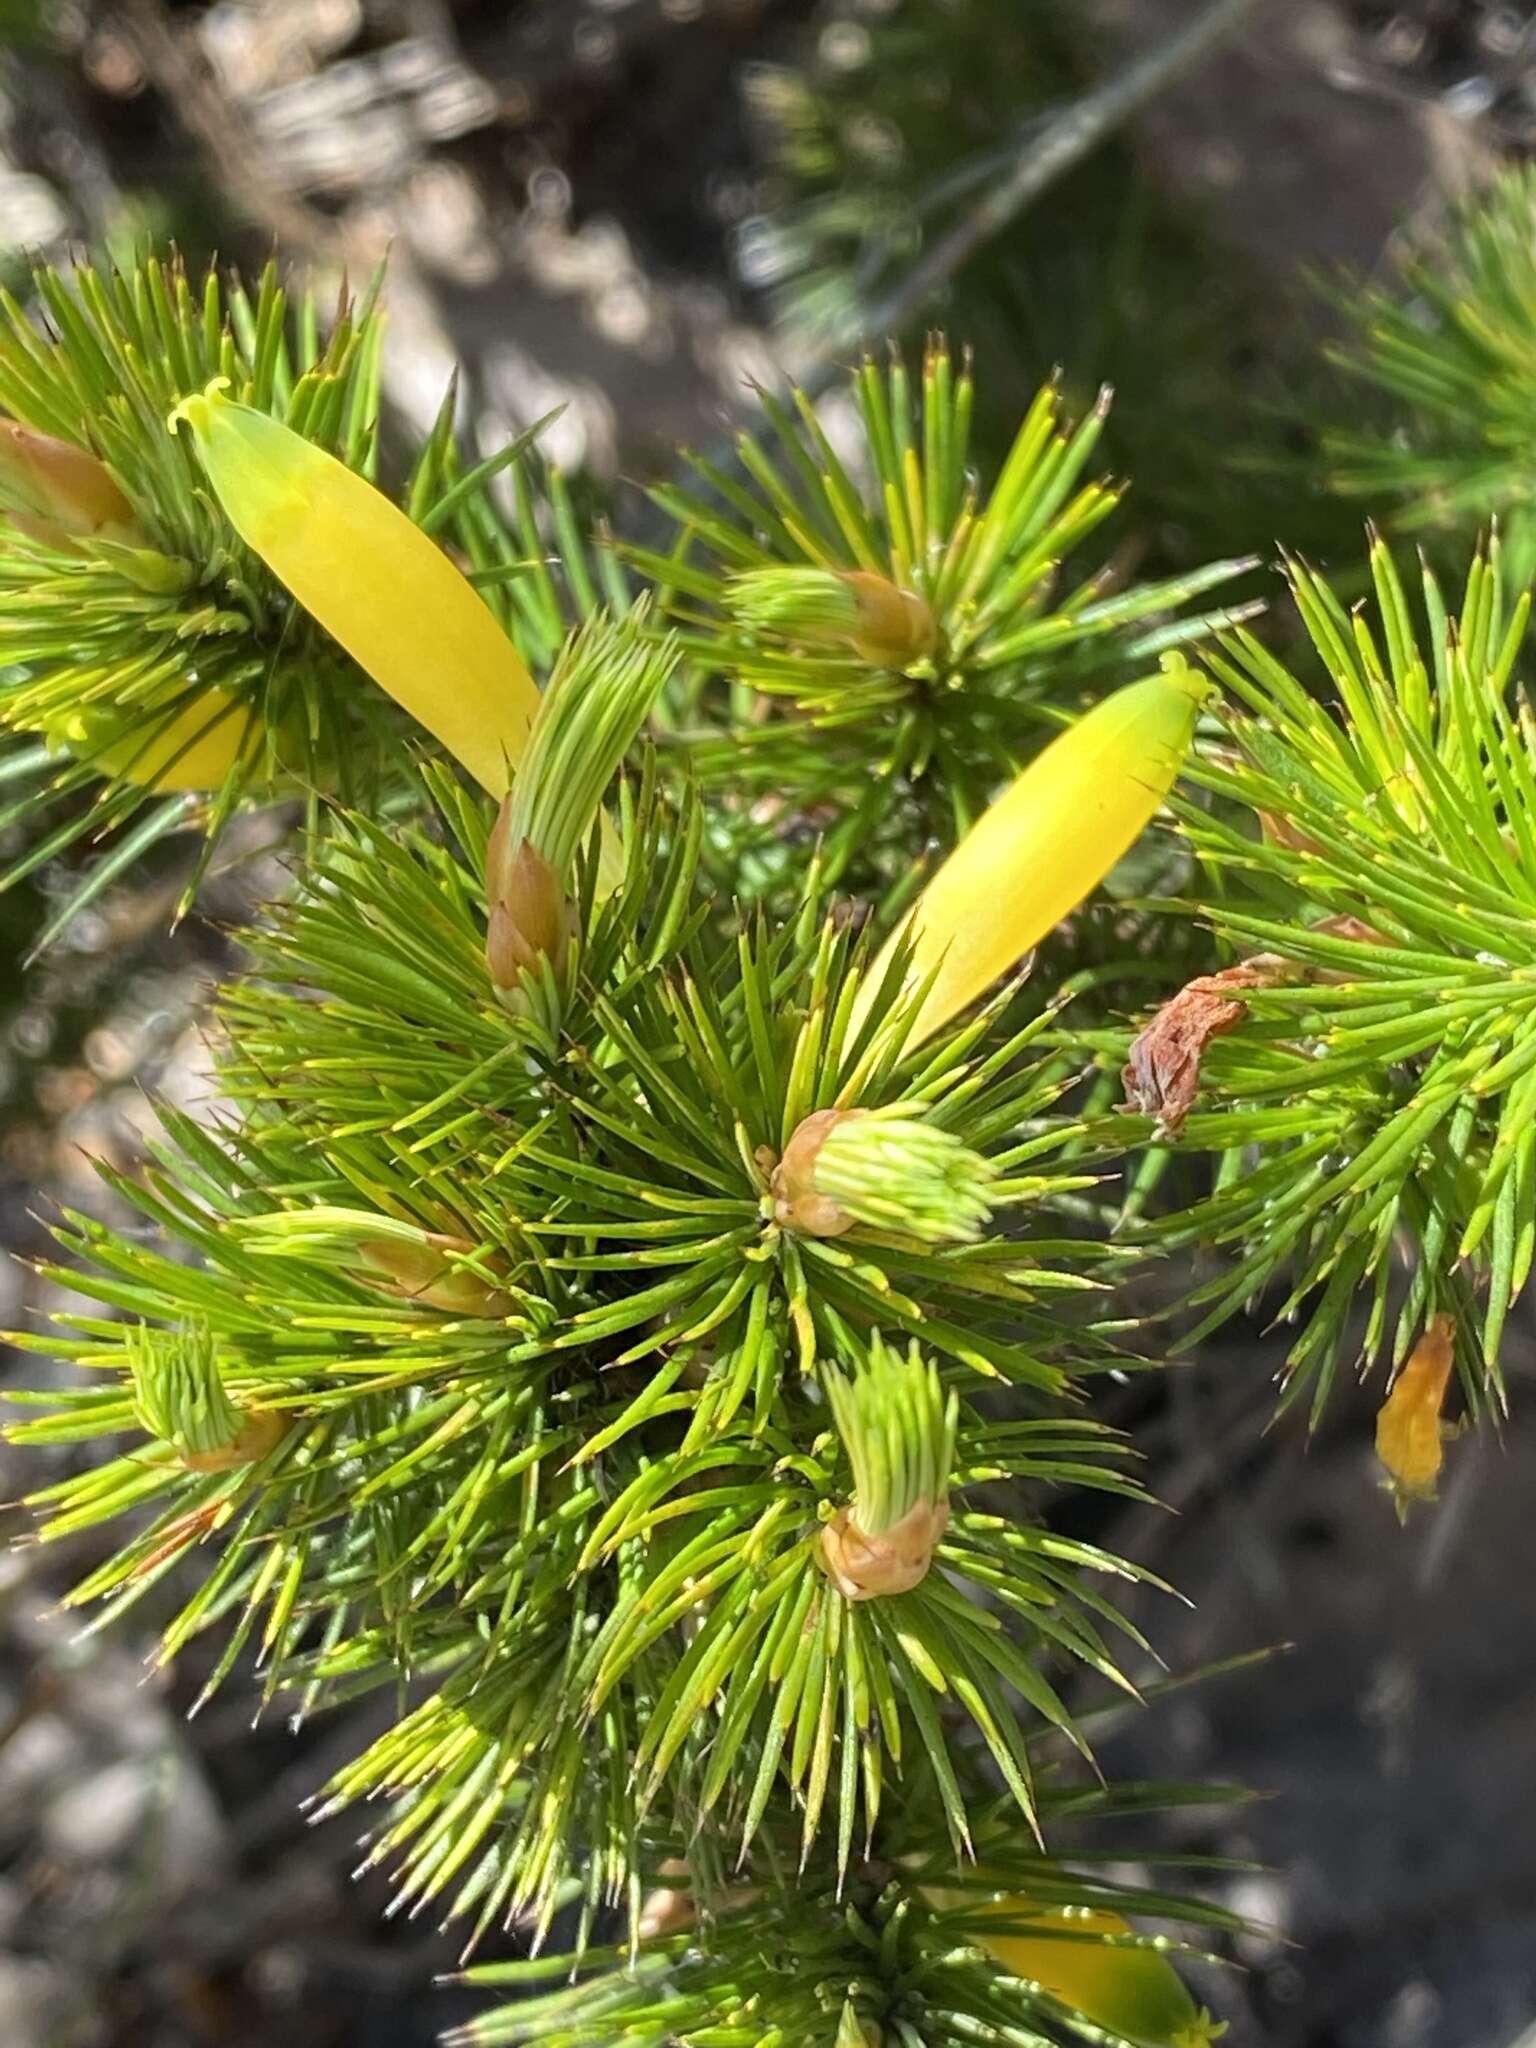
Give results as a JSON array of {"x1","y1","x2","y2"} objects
[
  {"x1": 851, "y1": 657, "x2": 1208, "y2": 1048},
  {"x1": 1375, "y1": 1310, "x2": 1460, "y2": 1519},
  {"x1": 970, "y1": 1899, "x2": 1225, "y2": 2048},
  {"x1": 772, "y1": 1104, "x2": 995, "y2": 1243},
  {"x1": 128, "y1": 1321, "x2": 285, "y2": 1473},
  {"x1": 728, "y1": 565, "x2": 936, "y2": 668},
  {"x1": 0, "y1": 420, "x2": 142, "y2": 548},
  {"x1": 481, "y1": 607, "x2": 679, "y2": 997},
  {"x1": 820, "y1": 1337, "x2": 955, "y2": 1601}
]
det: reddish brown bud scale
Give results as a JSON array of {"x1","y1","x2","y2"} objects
[
  {"x1": 841, "y1": 569, "x2": 937, "y2": 667},
  {"x1": 771, "y1": 1107, "x2": 859, "y2": 1236},
  {"x1": 356, "y1": 1231, "x2": 515, "y2": 1317},
  {"x1": 820, "y1": 1498, "x2": 951, "y2": 1600},
  {"x1": 0, "y1": 420, "x2": 140, "y2": 542},
  {"x1": 484, "y1": 800, "x2": 573, "y2": 992},
  {"x1": 181, "y1": 1407, "x2": 287, "y2": 1473}
]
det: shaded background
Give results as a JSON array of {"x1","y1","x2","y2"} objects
[{"x1": 0, "y1": 3, "x2": 1532, "y2": 2045}]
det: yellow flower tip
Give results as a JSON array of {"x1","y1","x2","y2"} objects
[
  {"x1": 852, "y1": 662, "x2": 1207, "y2": 1047},
  {"x1": 170, "y1": 382, "x2": 315, "y2": 556},
  {"x1": 173, "y1": 389, "x2": 542, "y2": 796},
  {"x1": 166, "y1": 375, "x2": 233, "y2": 440}
]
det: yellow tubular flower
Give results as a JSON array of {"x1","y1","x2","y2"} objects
[
  {"x1": 852, "y1": 660, "x2": 1207, "y2": 1048},
  {"x1": 51, "y1": 688, "x2": 251, "y2": 792},
  {"x1": 976, "y1": 1901, "x2": 1224, "y2": 2048},
  {"x1": 170, "y1": 384, "x2": 541, "y2": 795}
]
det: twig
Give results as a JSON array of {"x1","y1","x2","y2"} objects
[{"x1": 838, "y1": 0, "x2": 1271, "y2": 355}]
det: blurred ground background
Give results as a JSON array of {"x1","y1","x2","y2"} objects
[{"x1": 0, "y1": 2, "x2": 1533, "y2": 2044}]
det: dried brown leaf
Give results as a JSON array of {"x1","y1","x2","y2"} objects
[{"x1": 1122, "y1": 958, "x2": 1289, "y2": 1135}]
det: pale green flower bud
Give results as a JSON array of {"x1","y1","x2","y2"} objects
[
  {"x1": 820, "y1": 1337, "x2": 955, "y2": 1601},
  {"x1": 728, "y1": 564, "x2": 936, "y2": 667},
  {"x1": 773, "y1": 1104, "x2": 995, "y2": 1243},
  {"x1": 128, "y1": 1321, "x2": 285, "y2": 1473}
]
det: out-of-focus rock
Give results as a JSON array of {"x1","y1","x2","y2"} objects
[
  {"x1": 44, "y1": 1750, "x2": 227, "y2": 1894},
  {"x1": 0, "y1": 1955, "x2": 86, "y2": 2048}
]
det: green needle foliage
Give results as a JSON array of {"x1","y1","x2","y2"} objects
[
  {"x1": 824, "y1": 1337, "x2": 957, "y2": 1545},
  {"x1": 8, "y1": 734, "x2": 1163, "y2": 1957},
  {"x1": 10, "y1": 216, "x2": 1471, "y2": 2045},
  {"x1": 1115, "y1": 533, "x2": 1535, "y2": 1421},
  {"x1": 0, "y1": 253, "x2": 404, "y2": 935},
  {"x1": 739, "y1": 0, "x2": 1354, "y2": 576},
  {"x1": 0, "y1": 250, "x2": 600, "y2": 947},
  {"x1": 1326, "y1": 167, "x2": 1536, "y2": 569},
  {"x1": 739, "y1": 1, "x2": 1084, "y2": 350},
  {"x1": 634, "y1": 341, "x2": 1250, "y2": 897},
  {"x1": 406, "y1": 386, "x2": 631, "y2": 672},
  {"x1": 126, "y1": 1317, "x2": 269, "y2": 1465},
  {"x1": 455, "y1": 1776, "x2": 1248, "y2": 2048}
]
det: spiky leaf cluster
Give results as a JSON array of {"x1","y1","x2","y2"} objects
[
  {"x1": 10, "y1": 750, "x2": 1163, "y2": 1948},
  {"x1": 737, "y1": 0, "x2": 1356, "y2": 577},
  {"x1": 0, "y1": 251, "x2": 569, "y2": 942},
  {"x1": 406, "y1": 391, "x2": 631, "y2": 672},
  {"x1": 453, "y1": 1777, "x2": 1247, "y2": 2048},
  {"x1": 0, "y1": 232, "x2": 1268, "y2": 2048},
  {"x1": 738, "y1": 1, "x2": 1082, "y2": 349},
  {"x1": 0, "y1": 256, "x2": 388, "y2": 920},
  {"x1": 1113, "y1": 536, "x2": 1535, "y2": 1421},
  {"x1": 1325, "y1": 167, "x2": 1536, "y2": 566},
  {"x1": 635, "y1": 342, "x2": 1248, "y2": 897}
]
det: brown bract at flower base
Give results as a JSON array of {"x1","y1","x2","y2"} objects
[
  {"x1": 0, "y1": 419, "x2": 142, "y2": 547},
  {"x1": 820, "y1": 1498, "x2": 952, "y2": 1600},
  {"x1": 355, "y1": 1231, "x2": 517, "y2": 1318},
  {"x1": 181, "y1": 1408, "x2": 288, "y2": 1473},
  {"x1": 770, "y1": 1107, "x2": 858, "y2": 1236},
  {"x1": 484, "y1": 805, "x2": 575, "y2": 994}
]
